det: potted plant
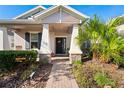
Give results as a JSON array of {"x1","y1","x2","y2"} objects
[{"x1": 51, "y1": 52, "x2": 55, "y2": 57}]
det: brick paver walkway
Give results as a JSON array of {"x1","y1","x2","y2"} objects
[{"x1": 46, "y1": 60, "x2": 78, "y2": 88}]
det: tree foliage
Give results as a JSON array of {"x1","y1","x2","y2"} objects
[{"x1": 77, "y1": 15, "x2": 124, "y2": 65}]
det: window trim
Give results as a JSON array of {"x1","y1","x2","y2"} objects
[{"x1": 29, "y1": 32, "x2": 40, "y2": 49}]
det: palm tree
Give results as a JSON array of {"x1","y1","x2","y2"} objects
[
  {"x1": 77, "y1": 15, "x2": 124, "y2": 64},
  {"x1": 77, "y1": 15, "x2": 105, "y2": 61},
  {"x1": 99, "y1": 17, "x2": 124, "y2": 64}
]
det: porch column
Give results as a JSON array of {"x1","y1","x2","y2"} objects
[
  {"x1": 39, "y1": 24, "x2": 51, "y2": 62},
  {"x1": 69, "y1": 24, "x2": 82, "y2": 64},
  {"x1": 0, "y1": 27, "x2": 10, "y2": 50},
  {"x1": 0, "y1": 27, "x2": 3, "y2": 50}
]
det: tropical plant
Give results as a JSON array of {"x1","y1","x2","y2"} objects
[
  {"x1": 73, "y1": 60, "x2": 83, "y2": 65},
  {"x1": 77, "y1": 15, "x2": 124, "y2": 64},
  {"x1": 94, "y1": 72, "x2": 116, "y2": 87},
  {"x1": 99, "y1": 17, "x2": 124, "y2": 64},
  {"x1": 77, "y1": 15, "x2": 105, "y2": 61}
]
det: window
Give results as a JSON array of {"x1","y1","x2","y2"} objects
[
  {"x1": 30, "y1": 33, "x2": 38, "y2": 49},
  {"x1": 8, "y1": 31, "x2": 14, "y2": 50},
  {"x1": 10, "y1": 36, "x2": 14, "y2": 48}
]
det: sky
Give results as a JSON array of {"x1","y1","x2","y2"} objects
[{"x1": 0, "y1": 5, "x2": 124, "y2": 22}]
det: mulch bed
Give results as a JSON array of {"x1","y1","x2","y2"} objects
[
  {"x1": 80, "y1": 61, "x2": 124, "y2": 88},
  {"x1": 0, "y1": 63, "x2": 52, "y2": 88}
]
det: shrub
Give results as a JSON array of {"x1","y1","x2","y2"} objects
[
  {"x1": 94, "y1": 72, "x2": 116, "y2": 87},
  {"x1": 72, "y1": 64, "x2": 93, "y2": 87},
  {"x1": 73, "y1": 60, "x2": 83, "y2": 65},
  {"x1": 72, "y1": 62, "x2": 98, "y2": 88},
  {"x1": 72, "y1": 62, "x2": 117, "y2": 88},
  {"x1": 0, "y1": 50, "x2": 38, "y2": 63},
  {"x1": 20, "y1": 62, "x2": 39, "y2": 81},
  {"x1": 112, "y1": 55, "x2": 124, "y2": 66},
  {"x1": 0, "y1": 50, "x2": 37, "y2": 71}
]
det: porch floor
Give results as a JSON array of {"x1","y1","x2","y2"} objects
[{"x1": 46, "y1": 59, "x2": 78, "y2": 88}]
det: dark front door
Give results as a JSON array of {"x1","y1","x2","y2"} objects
[{"x1": 56, "y1": 37, "x2": 66, "y2": 54}]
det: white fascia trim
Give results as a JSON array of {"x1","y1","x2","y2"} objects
[
  {"x1": 34, "y1": 5, "x2": 58, "y2": 18},
  {"x1": 0, "y1": 19, "x2": 40, "y2": 24},
  {"x1": 63, "y1": 5, "x2": 90, "y2": 19},
  {"x1": 34, "y1": 5, "x2": 90, "y2": 19},
  {"x1": 13, "y1": 5, "x2": 46, "y2": 19}
]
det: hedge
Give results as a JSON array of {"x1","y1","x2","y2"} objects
[{"x1": 0, "y1": 50, "x2": 38, "y2": 63}]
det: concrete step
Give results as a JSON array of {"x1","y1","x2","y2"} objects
[{"x1": 51, "y1": 57, "x2": 69, "y2": 62}]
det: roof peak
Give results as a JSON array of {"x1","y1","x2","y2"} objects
[{"x1": 13, "y1": 5, "x2": 46, "y2": 19}]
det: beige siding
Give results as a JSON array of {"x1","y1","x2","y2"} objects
[
  {"x1": 14, "y1": 30, "x2": 43, "y2": 50},
  {"x1": 41, "y1": 10, "x2": 80, "y2": 23},
  {"x1": 14, "y1": 31, "x2": 25, "y2": 50},
  {"x1": 42, "y1": 11, "x2": 60, "y2": 23},
  {"x1": 61, "y1": 10, "x2": 80, "y2": 23},
  {"x1": 117, "y1": 24, "x2": 124, "y2": 34}
]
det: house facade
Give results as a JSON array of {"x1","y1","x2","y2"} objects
[{"x1": 0, "y1": 5, "x2": 89, "y2": 63}]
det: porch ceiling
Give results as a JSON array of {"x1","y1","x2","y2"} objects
[
  {"x1": 50, "y1": 23, "x2": 72, "y2": 33},
  {"x1": 7, "y1": 24, "x2": 42, "y2": 31}
]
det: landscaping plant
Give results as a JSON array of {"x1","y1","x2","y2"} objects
[
  {"x1": 0, "y1": 50, "x2": 38, "y2": 74},
  {"x1": 72, "y1": 62, "x2": 118, "y2": 88},
  {"x1": 77, "y1": 15, "x2": 105, "y2": 61},
  {"x1": 20, "y1": 62, "x2": 39, "y2": 81},
  {"x1": 73, "y1": 60, "x2": 83, "y2": 65},
  {"x1": 99, "y1": 17, "x2": 124, "y2": 64},
  {"x1": 94, "y1": 72, "x2": 116, "y2": 87},
  {"x1": 77, "y1": 15, "x2": 124, "y2": 65}
]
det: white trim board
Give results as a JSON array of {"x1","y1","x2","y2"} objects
[{"x1": 14, "y1": 6, "x2": 46, "y2": 19}]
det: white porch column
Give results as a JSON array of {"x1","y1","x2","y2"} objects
[
  {"x1": 0, "y1": 27, "x2": 10, "y2": 50},
  {"x1": 39, "y1": 24, "x2": 51, "y2": 62},
  {"x1": 3, "y1": 27, "x2": 10, "y2": 50},
  {"x1": 0, "y1": 27, "x2": 3, "y2": 50},
  {"x1": 69, "y1": 24, "x2": 82, "y2": 63}
]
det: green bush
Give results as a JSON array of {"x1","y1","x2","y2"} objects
[
  {"x1": 94, "y1": 72, "x2": 116, "y2": 87},
  {"x1": 0, "y1": 50, "x2": 37, "y2": 63},
  {"x1": 112, "y1": 55, "x2": 124, "y2": 66},
  {"x1": 0, "y1": 50, "x2": 37, "y2": 71},
  {"x1": 73, "y1": 60, "x2": 83, "y2": 65},
  {"x1": 20, "y1": 63, "x2": 39, "y2": 81}
]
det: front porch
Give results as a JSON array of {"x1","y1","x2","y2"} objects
[
  {"x1": 0, "y1": 5, "x2": 89, "y2": 63},
  {"x1": 0, "y1": 23, "x2": 82, "y2": 63}
]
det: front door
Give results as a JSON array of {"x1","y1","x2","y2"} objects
[{"x1": 56, "y1": 37, "x2": 66, "y2": 54}]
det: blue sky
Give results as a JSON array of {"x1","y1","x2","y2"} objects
[{"x1": 0, "y1": 5, "x2": 124, "y2": 22}]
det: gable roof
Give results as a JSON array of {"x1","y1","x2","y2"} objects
[
  {"x1": 34, "y1": 5, "x2": 89, "y2": 20},
  {"x1": 14, "y1": 5, "x2": 46, "y2": 19},
  {"x1": 0, "y1": 5, "x2": 89, "y2": 25}
]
